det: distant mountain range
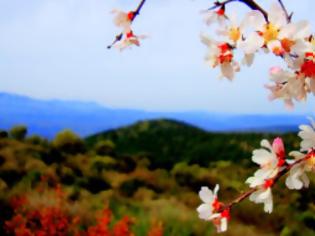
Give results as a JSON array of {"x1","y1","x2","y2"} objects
[{"x1": 0, "y1": 92, "x2": 310, "y2": 138}]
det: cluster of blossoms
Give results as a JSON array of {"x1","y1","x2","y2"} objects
[
  {"x1": 198, "y1": 3, "x2": 315, "y2": 229},
  {"x1": 109, "y1": 0, "x2": 315, "y2": 234},
  {"x1": 201, "y1": 1, "x2": 315, "y2": 108},
  {"x1": 110, "y1": 0, "x2": 315, "y2": 108},
  {"x1": 111, "y1": 9, "x2": 146, "y2": 51},
  {"x1": 197, "y1": 118, "x2": 315, "y2": 233}
]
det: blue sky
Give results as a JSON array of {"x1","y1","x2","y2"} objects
[{"x1": 0, "y1": 0, "x2": 314, "y2": 114}]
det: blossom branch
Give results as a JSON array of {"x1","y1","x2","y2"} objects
[
  {"x1": 107, "y1": 0, "x2": 147, "y2": 49},
  {"x1": 225, "y1": 189, "x2": 256, "y2": 209},
  {"x1": 222, "y1": 151, "x2": 314, "y2": 212},
  {"x1": 198, "y1": 123, "x2": 315, "y2": 233}
]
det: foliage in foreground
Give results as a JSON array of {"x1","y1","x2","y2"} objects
[{"x1": 1, "y1": 121, "x2": 315, "y2": 235}]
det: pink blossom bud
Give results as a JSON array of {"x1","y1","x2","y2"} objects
[{"x1": 272, "y1": 137, "x2": 285, "y2": 159}]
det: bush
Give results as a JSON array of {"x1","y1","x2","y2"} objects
[
  {"x1": 94, "y1": 140, "x2": 116, "y2": 156},
  {"x1": 90, "y1": 156, "x2": 117, "y2": 173},
  {"x1": 26, "y1": 135, "x2": 48, "y2": 146},
  {"x1": 52, "y1": 129, "x2": 85, "y2": 154}
]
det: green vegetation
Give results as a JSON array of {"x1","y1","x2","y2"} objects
[{"x1": 0, "y1": 119, "x2": 315, "y2": 235}]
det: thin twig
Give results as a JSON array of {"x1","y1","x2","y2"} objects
[
  {"x1": 107, "y1": 34, "x2": 123, "y2": 49},
  {"x1": 107, "y1": 0, "x2": 147, "y2": 49},
  {"x1": 278, "y1": 0, "x2": 293, "y2": 23},
  {"x1": 209, "y1": 0, "x2": 268, "y2": 21}
]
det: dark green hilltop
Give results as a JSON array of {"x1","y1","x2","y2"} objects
[{"x1": 86, "y1": 119, "x2": 300, "y2": 169}]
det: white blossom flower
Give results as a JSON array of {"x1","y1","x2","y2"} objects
[
  {"x1": 201, "y1": 35, "x2": 240, "y2": 80},
  {"x1": 249, "y1": 179, "x2": 274, "y2": 213},
  {"x1": 285, "y1": 119, "x2": 315, "y2": 190},
  {"x1": 197, "y1": 185, "x2": 230, "y2": 233},
  {"x1": 246, "y1": 138, "x2": 285, "y2": 188},
  {"x1": 285, "y1": 151, "x2": 310, "y2": 190},
  {"x1": 111, "y1": 9, "x2": 134, "y2": 32},
  {"x1": 238, "y1": 30, "x2": 264, "y2": 55},
  {"x1": 278, "y1": 21, "x2": 311, "y2": 56},
  {"x1": 246, "y1": 138, "x2": 286, "y2": 213},
  {"x1": 238, "y1": 32, "x2": 263, "y2": 66},
  {"x1": 197, "y1": 185, "x2": 220, "y2": 220},
  {"x1": 238, "y1": 3, "x2": 289, "y2": 55},
  {"x1": 299, "y1": 118, "x2": 315, "y2": 152},
  {"x1": 265, "y1": 67, "x2": 311, "y2": 108},
  {"x1": 216, "y1": 13, "x2": 243, "y2": 46},
  {"x1": 114, "y1": 31, "x2": 147, "y2": 51},
  {"x1": 213, "y1": 209, "x2": 230, "y2": 233},
  {"x1": 202, "y1": 7, "x2": 226, "y2": 26},
  {"x1": 265, "y1": 21, "x2": 311, "y2": 56}
]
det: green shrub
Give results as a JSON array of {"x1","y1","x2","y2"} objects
[{"x1": 52, "y1": 129, "x2": 85, "y2": 154}]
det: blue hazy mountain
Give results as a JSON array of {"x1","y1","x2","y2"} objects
[{"x1": 0, "y1": 92, "x2": 308, "y2": 138}]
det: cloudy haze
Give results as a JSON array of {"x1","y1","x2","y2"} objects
[{"x1": 0, "y1": 0, "x2": 315, "y2": 114}]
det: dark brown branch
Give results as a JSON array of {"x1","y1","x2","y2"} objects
[
  {"x1": 107, "y1": 0, "x2": 147, "y2": 49},
  {"x1": 107, "y1": 34, "x2": 123, "y2": 49},
  {"x1": 210, "y1": 0, "x2": 268, "y2": 21},
  {"x1": 134, "y1": 0, "x2": 146, "y2": 18}
]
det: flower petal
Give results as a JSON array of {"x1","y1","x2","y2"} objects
[
  {"x1": 199, "y1": 186, "x2": 214, "y2": 204},
  {"x1": 220, "y1": 63, "x2": 234, "y2": 80},
  {"x1": 268, "y1": 3, "x2": 287, "y2": 28},
  {"x1": 197, "y1": 203, "x2": 213, "y2": 220},
  {"x1": 241, "y1": 11, "x2": 265, "y2": 31},
  {"x1": 238, "y1": 33, "x2": 264, "y2": 54}
]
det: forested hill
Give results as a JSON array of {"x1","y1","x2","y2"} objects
[{"x1": 86, "y1": 119, "x2": 300, "y2": 169}]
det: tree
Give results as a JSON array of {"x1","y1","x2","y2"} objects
[
  {"x1": 9, "y1": 125, "x2": 27, "y2": 141},
  {"x1": 109, "y1": 0, "x2": 315, "y2": 233}
]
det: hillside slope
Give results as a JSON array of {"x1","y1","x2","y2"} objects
[{"x1": 86, "y1": 119, "x2": 300, "y2": 168}]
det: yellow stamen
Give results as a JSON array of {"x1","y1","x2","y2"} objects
[
  {"x1": 229, "y1": 27, "x2": 241, "y2": 43},
  {"x1": 263, "y1": 24, "x2": 279, "y2": 43}
]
